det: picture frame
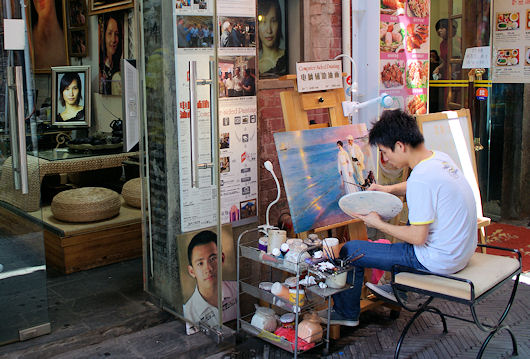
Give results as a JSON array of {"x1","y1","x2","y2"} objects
[
  {"x1": 51, "y1": 66, "x2": 91, "y2": 128},
  {"x1": 88, "y1": 0, "x2": 134, "y2": 15},
  {"x1": 66, "y1": 0, "x2": 88, "y2": 58},
  {"x1": 25, "y1": 0, "x2": 70, "y2": 73}
]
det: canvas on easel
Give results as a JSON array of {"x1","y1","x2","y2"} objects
[{"x1": 415, "y1": 109, "x2": 491, "y2": 252}]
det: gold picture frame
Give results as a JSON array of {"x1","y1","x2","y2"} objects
[
  {"x1": 88, "y1": 0, "x2": 134, "y2": 15},
  {"x1": 25, "y1": 0, "x2": 70, "y2": 74}
]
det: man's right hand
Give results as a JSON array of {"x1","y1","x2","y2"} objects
[{"x1": 367, "y1": 183, "x2": 388, "y2": 192}]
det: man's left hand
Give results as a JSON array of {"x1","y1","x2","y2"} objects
[{"x1": 352, "y1": 211, "x2": 383, "y2": 228}]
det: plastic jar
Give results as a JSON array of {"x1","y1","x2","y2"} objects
[
  {"x1": 258, "y1": 237, "x2": 268, "y2": 252},
  {"x1": 279, "y1": 313, "x2": 295, "y2": 329},
  {"x1": 251, "y1": 306, "x2": 277, "y2": 332}
]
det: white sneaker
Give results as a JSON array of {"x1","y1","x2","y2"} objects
[{"x1": 366, "y1": 282, "x2": 397, "y2": 302}]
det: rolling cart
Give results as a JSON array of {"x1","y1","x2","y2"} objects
[{"x1": 236, "y1": 227, "x2": 356, "y2": 358}]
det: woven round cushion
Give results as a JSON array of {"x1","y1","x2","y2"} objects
[
  {"x1": 121, "y1": 178, "x2": 142, "y2": 208},
  {"x1": 51, "y1": 187, "x2": 121, "y2": 222}
]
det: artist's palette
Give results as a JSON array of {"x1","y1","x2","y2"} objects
[{"x1": 338, "y1": 191, "x2": 403, "y2": 221}]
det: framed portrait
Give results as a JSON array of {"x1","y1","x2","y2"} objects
[
  {"x1": 66, "y1": 0, "x2": 88, "y2": 57},
  {"x1": 68, "y1": 29, "x2": 88, "y2": 57},
  {"x1": 257, "y1": 0, "x2": 288, "y2": 79},
  {"x1": 51, "y1": 66, "x2": 91, "y2": 127},
  {"x1": 98, "y1": 12, "x2": 125, "y2": 95},
  {"x1": 88, "y1": 0, "x2": 134, "y2": 15},
  {"x1": 25, "y1": 0, "x2": 70, "y2": 73}
]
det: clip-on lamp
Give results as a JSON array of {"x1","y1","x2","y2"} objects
[
  {"x1": 342, "y1": 93, "x2": 394, "y2": 117},
  {"x1": 258, "y1": 161, "x2": 281, "y2": 235}
]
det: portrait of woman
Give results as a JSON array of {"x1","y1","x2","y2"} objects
[
  {"x1": 257, "y1": 0, "x2": 287, "y2": 78},
  {"x1": 99, "y1": 13, "x2": 124, "y2": 95},
  {"x1": 56, "y1": 72, "x2": 84, "y2": 122},
  {"x1": 52, "y1": 66, "x2": 91, "y2": 127},
  {"x1": 28, "y1": 0, "x2": 69, "y2": 72}
]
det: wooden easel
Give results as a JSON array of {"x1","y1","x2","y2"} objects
[{"x1": 278, "y1": 75, "x2": 399, "y2": 337}]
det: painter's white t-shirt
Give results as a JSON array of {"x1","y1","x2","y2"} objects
[
  {"x1": 183, "y1": 280, "x2": 237, "y2": 334},
  {"x1": 408, "y1": 151, "x2": 477, "y2": 274}
]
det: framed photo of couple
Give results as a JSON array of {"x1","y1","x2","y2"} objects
[
  {"x1": 51, "y1": 66, "x2": 91, "y2": 127},
  {"x1": 88, "y1": 0, "x2": 134, "y2": 15}
]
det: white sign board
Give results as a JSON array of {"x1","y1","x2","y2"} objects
[
  {"x1": 296, "y1": 61, "x2": 343, "y2": 93},
  {"x1": 462, "y1": 46, "x2": 491, "y2": 69},
  {"x1": 3, "y1": 19, "x2": 25, "y2": 50}
]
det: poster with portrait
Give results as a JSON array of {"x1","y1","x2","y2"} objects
[
  {"x1": 25, "y1": 0, "x2": 70, "y2": 73},
  {"x1": 51, "y1": 65, "x2": 91, "y2": 127},
  {"x1": 98, "y1": 12, "x2": 125, "y2": 95},
  {"x1": 178, "y1": 226, "x2": 237, "y2": 334},
  {"x1": 274, "y1": 124, "x2": 376, "y2": 233},
  {"x1": 257, "y1": 0, "x2": 287, "y2": 78}
]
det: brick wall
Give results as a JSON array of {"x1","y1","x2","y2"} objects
[{"x1": 257, "y1": 0, "x2": 344, "y2": 228}]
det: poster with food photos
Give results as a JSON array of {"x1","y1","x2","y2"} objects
[
  {"x1": 492, "y1": 0, "x2": 530, "y2": 83},
  {"x1": 379, "y1": 0, "x2": 429, "y2": 116}
]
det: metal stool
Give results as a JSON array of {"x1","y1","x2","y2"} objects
[{"x1": 391, "y1": 244, "x2": 521, "y2": 359}]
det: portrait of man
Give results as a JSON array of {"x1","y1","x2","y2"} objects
[{"x1": 182, "y1": 230, "x2": 237, "y2": 334}]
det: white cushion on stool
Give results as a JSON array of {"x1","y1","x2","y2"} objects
[{"x1": 395, "y1": 252, "x2": 520, "y2": 300}]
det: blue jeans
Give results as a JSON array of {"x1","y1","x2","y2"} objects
[{"x1": 332, "y1": 240, "x2": 427, "y2": 319}]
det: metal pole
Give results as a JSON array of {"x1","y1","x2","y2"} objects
[{"x1": 19, "y1": 0, "x2": 38, "y2": 153}]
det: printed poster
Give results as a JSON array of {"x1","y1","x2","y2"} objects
[
  {"x1": 379, "y1": 0, "x2": 430, "y2": 117},
  {"x1": 174, "y1": 2, "x2": 217, "y2": 232},
  {"x1": 217, "y1": 1, "x2": 258, "y2": 225},
  {"x1": 492, "y1": 0, "x2": 530, "y2": 83},
  {"x1": 378, "y1": 0, "x2": 429, "y2": 185},
  {"x1": 174, "y1": 0, "x2": 258, "y2": 230}
]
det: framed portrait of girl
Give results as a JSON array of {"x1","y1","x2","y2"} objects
[{"x1": 51, "y1": 66, "x2": 91, "y2": 127}]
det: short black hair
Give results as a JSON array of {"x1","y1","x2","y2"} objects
[
  {"x1": 59, "y1": 72, "x2": 82, "y2": 107},
  {"x1": 337, "y1": 140, "x2": 343, "y2": 147},
  {"x1": 435, "y1": 18, "x2": 457, "y2": 32},
  {"x1": 187, "y1": 230, "x2": 217, "y2": 264},
  {"x1": 369, "y1": 109, "x2": 424, "y2": 150}
]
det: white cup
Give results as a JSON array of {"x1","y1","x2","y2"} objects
[{"x1": 325, "y1": 272, "x2": 347, "y2": 289}]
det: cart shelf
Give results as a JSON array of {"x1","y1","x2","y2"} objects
[
  {"x1": 239, "y1": 315, "x2": 324, "y2": 355},
  {"x1": 239, "y1": 279, "x2": 324, "y2": 313}
]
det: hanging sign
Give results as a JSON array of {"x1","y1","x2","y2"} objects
[{"x1": 296, "y1": 60, "x2": 343, "y2": 93}]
